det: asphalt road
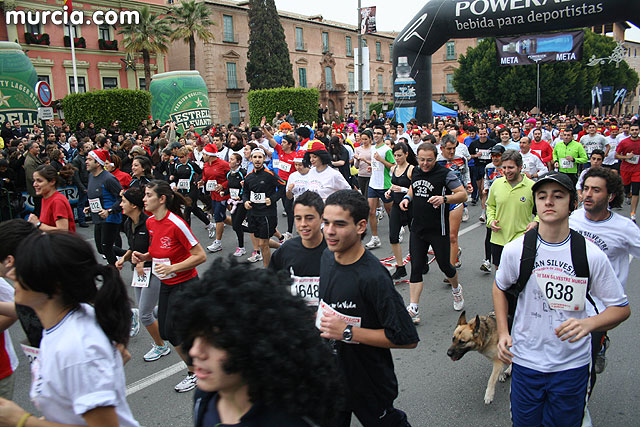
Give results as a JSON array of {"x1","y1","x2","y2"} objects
[{"x1": 6, "y1": 201, "x2": 640, "y2": 427}]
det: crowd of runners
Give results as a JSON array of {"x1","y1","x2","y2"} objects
[{"x1": 0, "y1": 110, "x2": 638, "y2": 426}]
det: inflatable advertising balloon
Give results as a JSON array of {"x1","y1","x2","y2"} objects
[
  {"x1": 0, "y1": 42, "x2": 39, "y2": 130},
  {"x1": 393, "y1": 0, "x2": 640, "y2": 122}
]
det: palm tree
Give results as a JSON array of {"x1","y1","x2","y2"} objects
[
  {"x1": 118, "y1": 6, "x2": 171, "y2": 91},
  {"x1": 168, "y1": 0, "x2": 215, "y2": 70}
]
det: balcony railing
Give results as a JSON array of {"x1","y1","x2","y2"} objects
[
  {"x1": 223, "y1": 33, "x2": 239, "y2": 43},
  {"x1": 227, "y1": 79, "x2": 244, "y2": 90},
  {"x1": 296, "y1": 42, "x2": 307, "y2": 51}
]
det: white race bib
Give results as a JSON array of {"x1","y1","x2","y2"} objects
[
  {"x1": 272, "y1": 159, "x2": 280, "y2": 169},
  {"x1": 177, "y1": 179, "x2": 190, "y2": 191},
  {"x1": 560, "y1": 158, "x2": 574, "y2": 169},
  {"x1": 479, "y1": 149, "x2": 491, "y2": 160},
  {"x1": 152, "y1": 258, "x2": 176, "y2": 280},
  {"x1": 372, "y1": 160, "x2": 382, "y2": 171},
  {"x1": 88, "y1": 198, "x2": 103, "y2": 213},
  {"x1": 535, "y1": 271, "x2": 587, "y2": 311},
  {"x1": 290, "y1": 272, "x2": 319, "y2": 305},
  {"x1": 627, "y1": 154, "x2": 639, "y2": 165},
  {"x1": 230, "y1": 188, "x2": 240, "y2": 199},
  {"x1": 250, "y1": 191, "x2": 266, "y2": 203},
  {"x1": 205, "y1": 180, "x2": 217, "y2": 192},
  {"x1": 315, "y1": 300, "x2": 362, "y2": 343},
  {"x1": 279, "y1": 161, "x2": 292, "y2": 172},
  {"x1": 131, "y1": 267, "x2": 151, "y2": 287},
  {"x1": 21, "y1": 344, "x2": 40, "y2": 389}
]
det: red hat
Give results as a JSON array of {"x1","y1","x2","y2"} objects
[
  {"x1": 203, "y1": 143, "x2": 218, "y2": 156},
  {"x1": 308, "y1": 141, "x2": 327, "y2": 152},
  {"x1": 88, "y1": 149, "x2": 110, "y2": 166},
  {"x1": 279, "y1": 122, "x2": 292, "y2": 131},
  {"x1": 411, "y1": 129, "x2": 421, "y2": 135},
  {"x1": 293, "y1": 150, "x2": 306, "y2": 162}
]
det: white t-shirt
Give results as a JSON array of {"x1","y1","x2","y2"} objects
[
  {"x1": 408, "y1": 140, "x2": 422, "y2": 155},
  {"x1": 287, "y1": 170, "x2": 310, "y2": 200},
  {"x1": 30, "y1": 304, "x2": 139, "y2": 426},
  {"x1": 496, "y1": 234, "x2": 628, "y2": 373},
  {"x1": 305, "y1": 166, "x2": 350, "y2": 201},
  {"x1": 369, "y1": 144, "x2": 393, "y2": 190},
  {"x1": 603, "y1": 136, "x2": 618, "y2": 165},
  {"x1": 0, "y1": 279, "x2": 18, "y2": 375},
  {"x1": 520, "y1": 151, "x2": 548, "y2": 179}
]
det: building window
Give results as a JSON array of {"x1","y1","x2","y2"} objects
[
  {"x1": 446, "y1": 73, "x2": 454, "y2": 93},
  {"x1": 377, "y1": 73, "x2": 383, "y2": 93},
  {"x1": 98, "y1": 24, "x2": 111, "y2": 41},
  {"x1": 346, "y1": 36, "x2": 352, "y2": 57},
  {"x1": 376, "y1": 41, "x2": 382, "y2": 61},
  {"x1": 139, "y1": 78, "x2": 146, "y2": 90},
  {"x1": 68, "y1": 76, "x2": 86, "y2": 93},
  {"x1": 26, "y1": 23, "x2": 41, "y2": 35},
  {"x1": 37, "y1": 75, "x2": 50, "y2": 84},
  {"x1": 102, "y1": 77, "x2": 118, "y2": 89},
  {"x1": 295, "y1": 27, "x2": 304, "y2": 50},
  {"x1": 389, "y1": 44, "x2": 393, "y2": 62},
  {"x1": 230, "y1": 102, "x2": 240, "y2": 125},
  {"x1": 64, "y1": 25, "x2": 79, "y2": 38},
  {"x1": 298, "y1": 68, "x2": 307, "y2": 88},
  {"x1": 223, "y1": 15, "x2": 235, "y2": 42},
  {"x1": 348, "y1": 71, "x2": 354, "y2": 92},
  {"x1": 226, "y1": 62, "x2": 238, "y2": 89},
  {"x1": 322, "y1": 32, "x2": 329, "y2": 53},
  {"x1": 446, "y1": 41, "x2": 455, "y2": 60},
  {"x1": 324, "y1": 66, "x2": 333, "y2": 90}
]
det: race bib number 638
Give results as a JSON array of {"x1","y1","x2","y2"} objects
[{"x1": 535, "y1": 271, "x2": 587, "y2": 311}]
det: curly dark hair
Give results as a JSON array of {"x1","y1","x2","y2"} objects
[
  {"x1": 175, "y1": 257, "x2": 342, "y2": 425},
  {"x1": 581, "y1": 167, "x2": 624, "y2": 208}
]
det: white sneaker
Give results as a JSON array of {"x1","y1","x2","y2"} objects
[
  {"x1": 479, "y1": 211, "x2": 486, "y2": 223},
  {"x1": 143, "y1": 342, "x2": 171, "y2": 362},
  {"x1": 174, "y1": 373, "x2": 197, "y2": 393},
  {"x1": 206, "y1": 223, "x2": 215, "y2": 239},
  {"x1": 462, "y1": 207, "x2": 469, "y2": 222},
  {"x1": 365, "y1": 236, "x2": 381, "y2": 249},
  {"x1": 399, "y1": 226, "x2": 405, "y2": 243},
  {"x1": 247, "y1": 251, "x2": 263, "y2": 263},
  {"x1": 376, "y1": 207, "x2": 384, "y2": 222},
  {"x1": 480, "y1": 259, "x2": 491, "y2": 273},
  {"x1": 407, "y1": 305, "x2": 420, "y2": 324},
  {"x1": 130, "y1": 308, "x2": 140, "y2": 337},
  {"x1": 283, "y1": 232, "x2": 293, "y2": 241},
  {"x1": 206, "y1": 241, "x2": 222, "y2": 252},
  {"x1": 233, "y1": 247, "x2": 246, "y2": 257},
  {"x1": 452, "y1": 285, "x2": 464, "y2": 311}
]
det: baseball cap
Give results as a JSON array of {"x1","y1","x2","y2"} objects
[
  {"x1": 490, "y1": 145, "x2": 506, "y2": 155},
  {"x1": 531, "y1": 172, "x2": 576, "y2": 195}
]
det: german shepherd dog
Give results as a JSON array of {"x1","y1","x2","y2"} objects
[{"x1": 446, "y1": 311, "x2": 512, "y2": 404}]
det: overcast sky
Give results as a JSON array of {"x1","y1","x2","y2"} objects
[{"x1": 273, "y1": 0, "x2": 640, "y2": 42}]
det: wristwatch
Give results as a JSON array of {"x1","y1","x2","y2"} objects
[
  {"x1": 36, "y1": 221, "x2": 41, "y2": 228},
  {"x1": 443, "y1": 195, "x2": 448, "y2": 204},
  {"x1": 343, "y1": 325, "x2": 353, "y2": 342}
]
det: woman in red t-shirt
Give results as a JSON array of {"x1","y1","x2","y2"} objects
[
  {"x1": 27, "y1": 165, "x2": 76, "y2": 232},
  {"x1": 106, "y1": 154, "x2": 132, "y2": 190},
  {"x1": 131, "y1": 180, "x2": 206, "y2": 393}
]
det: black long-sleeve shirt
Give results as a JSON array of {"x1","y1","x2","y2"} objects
[{"x1": 242, "y1": 167, "x2": 285, "y2": 217}]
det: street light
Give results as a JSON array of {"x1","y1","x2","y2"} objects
[{"x1": 239, "y1": 107, "x2": 246, "y2": 120}]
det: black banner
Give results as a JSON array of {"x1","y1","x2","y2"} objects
[
  {"x1": 496, "y1": 31, "x2": 583, "y2": 66},
  {"x1": 360, "y1": 7, "x2": 377, "y2": 35}
]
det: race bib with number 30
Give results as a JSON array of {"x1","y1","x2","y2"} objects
[{"x1": 535, "y1": 271, "x2": 587, "y2": 311}]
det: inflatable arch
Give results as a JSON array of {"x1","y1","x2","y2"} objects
[{"x1": 392, "y1": 0, "x2": 640, "y2": 123}]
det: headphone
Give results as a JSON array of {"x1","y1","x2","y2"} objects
[{"x1": 532, "y1": 188, "x2": 578, "y2": 215}]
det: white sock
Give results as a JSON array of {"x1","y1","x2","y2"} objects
[
  {"x1": 452, "y1": 286, "x2": 461, "y2": 293},
  {"x1": 409, "y1": 303, "x2": 419, "y2": 312}
]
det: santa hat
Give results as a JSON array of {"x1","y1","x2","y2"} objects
[
  {"x1": 89, "y1": 149, "x2": 110, "y2": 166},
  {"x1": 203, "y1": 143, "x2": 218, "y2": 156},
  {"x1": 308, "y1": 141, "x2": 327, "y2": 152},
  {"x1": 293, "y1": 150, "x2": 306, "y2": 163}
]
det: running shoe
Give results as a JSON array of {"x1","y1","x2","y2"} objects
[
  {"x1": 479, "y1": 212, "x2": 486, "y2": 223},
  {"x1": 399, "y1": 226, "x2": 405, "y2": 243},
  {"x1": 462, "y1": 207, "x2": 469, "y2": 222},
  {"x1": 206, "y1": 241, "x2": 222, "y2": 253},
  {"x1": 130, "y1": 308, "x2": 140, "y2": 337},
  {"x1": 365, "y1": 236, "x2": 381, "y2": 249},
  {"x1": 233, "y1": 247, "x2": 246, "y2": 257},
  {"x1": 283, "y1": 232, "x2": 293, "y2": 241},
  {"x1": 376, "y1": 207, "x2": 384, "y2": 222},
  {"x1": 175, "y1": 373, "x2": 197, "y2": 393},
  {"x1": 452, "y1": 285, "x2": 464, "y2": 311},
  {"x1": 144, "y1": 342, "x2": 171, "y2": 362},
  {"x1": 247, "y1": 251, "x2": 263, "y2": 263},
  {"x1": 206, "y1": 223, "x2": 216, "y2": 239},
  {"x1": 480, "y1": 259, "x2": 491, "y2": 273},
  {"x1": 471, "y1": 198, "x2": 477, "y2": 206},
  {"x1": 407, "y1": 305, "x2": 420, "y2": 324},
  {"x1": 454, "y1": 248, "x2": 462, "y2": 268},
  {"x1": 391, "y1": 265, "x2": 407, "y2": 280},
  {"x1": 594, "y1": 336, "x2": 610, "y2": 374}
]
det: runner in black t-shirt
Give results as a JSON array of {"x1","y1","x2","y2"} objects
[
  {"x1": 269, "y1": 191, "x2": 326, "y2": 307},
  {"x1": 468, "y1": 128, "x2": 497, "y2": 206},
  {"x1": 318, "y1": 189, "x2": 419, "y2": 427}
]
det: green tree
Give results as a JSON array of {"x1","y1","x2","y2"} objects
[
  {"x1": 168, "y1": 0, "x2": 215, "y2": 70},
  {"x1": 246, "y1": 0, "x2": 294, "y2": 90},
  {"x1": 119, "y1": 6, "x2": 171, "y2": 91},
  {"x1": 453, "y1": 31, "x2": 639, "y2": 112}
]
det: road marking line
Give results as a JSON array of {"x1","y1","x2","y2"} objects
[
  {"x1": 126, "y1": 361, "x2": 186, "y2": 396},
  {"x1": 459, "y1": 222, "x2": 483, "y2": 236}
]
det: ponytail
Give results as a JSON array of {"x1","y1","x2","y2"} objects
[{"x1": 94, "y1": 264, "x2": 132, "y2": 347}]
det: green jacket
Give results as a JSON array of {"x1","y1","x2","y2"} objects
[
  {"x1": 552, "y1": 140, "x2": 587, "y2": 174},
  {"x1": 486, "y1": 175, "x2": 535, "y2": 247}
]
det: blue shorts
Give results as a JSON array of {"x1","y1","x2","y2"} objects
[
  {"x1": 212, "y1": 200, "x2": 227, "y2": 223},
  {"x1": 511, "y1": 363, "x2": 589, "y2": 427},
  {"x1": 367, "y1": 187, "x2": 392, "y2": 203}
]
